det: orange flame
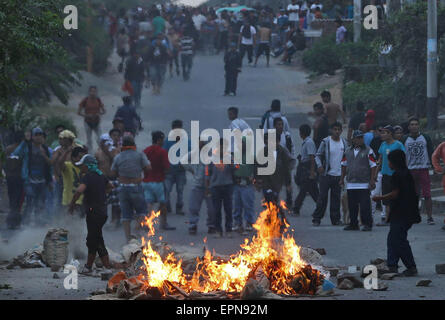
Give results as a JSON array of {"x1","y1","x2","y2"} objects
[{"x1": 139, "y1": 203, "x2": 322, "y2": 295}]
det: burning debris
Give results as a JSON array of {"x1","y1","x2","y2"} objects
[{"x1": 95, "y1": 202, "x2": 331, "y2": 300}]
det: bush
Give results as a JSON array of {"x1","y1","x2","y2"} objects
[
  {"x1": 343, "y1": 78, "x2": 397, "y2": 123},
  {"x1": 303, "y1": 36, "x2": 377, "y2": 75}
]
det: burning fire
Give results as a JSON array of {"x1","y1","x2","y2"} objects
[{"x1": 139, "y1": 202, "x2": 323, "y2": 296}]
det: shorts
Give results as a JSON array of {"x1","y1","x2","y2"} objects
[
  {"x1": 381, "y1": 175, "x2": 392, "y2": 205},
  {"x1": 410, "y1": 169, "x2": 431, "y2": 198},
  {"x1": 118, "y1": 185, "x2": 147, "y2": 221},
  {"x1": 142, "y1": 182, "x2": 166, "y2": 204},
  {"x1": 256, "y1": 43, "x2": 270, "y2": 57}
]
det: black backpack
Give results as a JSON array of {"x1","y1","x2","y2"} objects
[{"x1": 242, "y1": 25, "x2": 251, "y2": 39}]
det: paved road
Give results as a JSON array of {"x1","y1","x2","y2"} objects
[{"x1": 1, "y1": 53, "x2": 445, "y2": 300}]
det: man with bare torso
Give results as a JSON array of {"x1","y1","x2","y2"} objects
[{"x1": 321, "y1": 90, "x2": 346, "y2": 126}]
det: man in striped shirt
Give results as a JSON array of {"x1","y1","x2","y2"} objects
[{"x1": 179, "y1": 28, "x2": 195, "y2": 81}]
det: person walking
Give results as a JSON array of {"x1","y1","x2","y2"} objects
[
  {"x1": 147, "y1": 34, "x2": 169, "y2": 95},
  {"x1": 312, "y1": 102, "x2": 330, "y2": 149},
  {"x1": 372, "y1": 150, "x2": 421, "y2": 276},
  {"x1": 78, "y1": 86, "x2": 105, "y2": 151},
  {"x1": 223, "y1": 42, "x2": 242, "y2": 96},
  {"x1": 293, "y1": 124, "x2": 319, "y2": 216},
  {"x1": 375, "y1": 125, "x2": 406, "y2": 226},
  {"x1": 340, "y1": 130, "x2": 377, "y2": 231},
  {"x1": 114, "y1": 96, "x2": 142, "y2": 136},
  {"x1": 312, "y1": 122, "x2": 347, "y2": 226},
  {"x1": 321, "y1": 90, "x2": 346, "y2": 126},
  {"x1": 401, "y1": 117, "x2": 435, "y2": 225},
  {"x1": 69, "y1": 154, "x2": 114, "y2": 274},
  {"x1": 143, "y1": 131, "x2": 176, "y2": 231},
  {"x1": 254, "y1": 22, "x2": 272, "y2": 67},
  {"x1": 179, "y1": 27, "x2": 195, "y2": 81},
  {"x1": 125, "y1": 50, "x2": 146, "y2": 107},
  {"x1": 110, "y1": 135, "x2": 151, "y2": 242},
  {"x1": 260, "y1": 99, "x2": 291, "y2": 132},
  {"x1": 238, "y1": 21, "x2": 256, "y2": 66}
]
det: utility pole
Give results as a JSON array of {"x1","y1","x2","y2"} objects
[
  {"x1": 427, "y1": 0, "x2": 438, "y2": 130},
  {"x1": 353, "y1": 0, "x2": 361, "y2": 42}
]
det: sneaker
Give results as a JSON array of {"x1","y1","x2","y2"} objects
[
  {"x1": 343, "y1": 224, "x2": 359, "y2": 231},
  {"x1": 79, "y1": 265, "x2": 93, "y2": 275},
  {"x1": 232, "y1": 225, "x2": 243, "y2": 233},
  {"x1": 332, "y1": 221, "x2": 343, "y2": 226},
  {"x1": 189, "y1": 226, "x2": 197, "y2": 235},
  {"x1": 427, "y1": 217, "x2": 435, "y2": 225},
  {"x1": 361, "y1": 225, "x2": 372, "y2": 232},
  {"x1": 401, "y1": 267, "x2": 418, "y2": 277},
  {"x1": 312, "y1": 221, "x2": 320, "y2": 227}
]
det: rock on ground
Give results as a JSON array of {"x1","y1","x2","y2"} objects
[
  {"x1": 416, "y1": 279, "x2": 432, "y2": 287},
  {"x1": 337, "y1": 279, "x2": 354, "y2": 290}
]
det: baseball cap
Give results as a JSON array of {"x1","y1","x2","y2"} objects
[
  {"x1": 75, "y1": 154, "x2": 96, "y2": 166},
  {"x1": 32, "y1": 127, "x2": 44, "y2": 136},
  {"x1": 352, "y1": 130, "x2": 364, "y2": 138},
  {"x1": 382, "y1": 125, "x2": 394, "y2": 134}
]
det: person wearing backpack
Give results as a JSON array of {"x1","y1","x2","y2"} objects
[
  {"x1": 260, "y1": 99, "x2": 290, "y2": 132},
  {"x1": 78, "y1": 86, "x2": 106, "y2": 151},
  {"x1": 238, "y1": 21, "x2": 256, "y2": 66}
]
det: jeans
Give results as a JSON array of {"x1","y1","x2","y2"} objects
[
  {"x1": 233, "y1": 184, "x2": 255, "y2": 227},
  {"x1": 239, "y1": 44, "x2": 253, "y2": 65},
  {"x1": 347, "y1": 189, "x2": 373, "y2": 227},
  {"x1": 181, "y1": 54, "x2": 193, "y2": 80},
  {"x1": 150, "y1": 64, "x2": 167, "y2": 88},
  {"x1": 188, "y1": 188, "x2": 215, "y2": 228},
  {"x1": 118, "y1": 185, "x2": 147, "y2": 221},
  {"x1": 86, "y1": 208, "x2": 108, "y2": 257},
  {"x1": 130, "y1": 80, "x2": 143, "y2": 107},
  {"x1": 294, "y1": 178, "x2": 319, "y2": 213},
  {"x1": 225, "y1": 70, "x2": 238, "y2": 94},
  {"x1": 23, "y1": 182, "x2": 47, "y2": 225},
  {"x1": 6, "y1": 176, "x2": 24, "y2": 228},
  {"x1": 164, "y1": 170, "x2": 186, "y2": 211},
  {"x1": 84, "y1": 121, "x2": 101, "y2": 151},
  {"x1": 312, "y1": 175, "x2": 341, "y2": 224},
  {"x1": 387, "y1": 221, "x2": 416, "y2": 269},
  {"x1": 211, "y1": 185, "x2": 233, "y2": 233}
]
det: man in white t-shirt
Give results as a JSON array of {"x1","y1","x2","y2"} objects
[
  {"x1": 312, "y1": 122, "x2": 347, "y2": 226},
  {"x1": 238, "y1": 22, "x2": 256, "y2": 66},
  {"x1": 287, "y1": 0, "x2": 300, "y2": 28}
]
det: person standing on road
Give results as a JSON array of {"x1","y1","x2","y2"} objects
[
  {"x1": 69, "y1": 154, "x2": 114, "y2": 275},
  {"x1": 147, "y1": 34, "x2": 169, "y2": 95},
  {"x1": 312, "y1": 122, "x2": 347, "y2": 226},
  {"x1": 432, "y1": 141, "x2": 445, "y2": 231},
  {"x1": 238, "y1": 21, "x2": 256, "y2": 66},
  {"x1": 293, "y1": 124, "x2": 319, "y2": 216},
  {"x1": 179, "y1": 27, "x2": 195, "y2": 81},
  {"x1": 401, "y1": 117, "x2": 435, "y2": 225},
  {"x1": 224, "y1": 42, "x2": 242, "y2": 96},
  {"x1": 125, "y1": 50, "x2": 145, "y2": 107},
  {"x1": 375, "y1": 125, "x2": 406, "y2": 226},
  {"x1": 312, "y1": 102, "x2": 330, "y2": 149},
  {"x1": 110, "y1": 135, "x2": 151, "y2": 242},
  {"x1": 254, "y1": 22, "x2": 272, "y2": 67},
  {"x1": 205, "y1": 139, "x2": 235, "y2": 239},
  {"x1": 143, "y1": 131, "x2": 176, "y2": 231},
  {"x1": 11, "y1": 127, "x2": 53, "y2": 226},
  {"x1": 182, "y1": 141, "x2": 216, "y2": 235},
  {"x1": 78, "y1": 86, "x2": 105, "y2": 151},
  {"x1": 287, "y1": 0, "x2": 300, "y2": 29},
  {"x1": 163, "y1": 120, "x2": 188, "y2": 216},
  {"x1": 340, "y1": 130, "x2": 377, "y2": 231},
  {"x1": 372, "y1": 149, "x2": 421, "y2": 277}
]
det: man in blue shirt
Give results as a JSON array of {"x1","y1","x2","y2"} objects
[{"x1": 376, "y1": 125, "x2": 406, "y2": 226}]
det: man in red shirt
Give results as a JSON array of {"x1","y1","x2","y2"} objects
[
  {"x1": 142, "y1": 131, "x2": 175, "y2": 230},
  {"x1": 78, "y1": 86, "x2": 106, "y2": 151}
]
